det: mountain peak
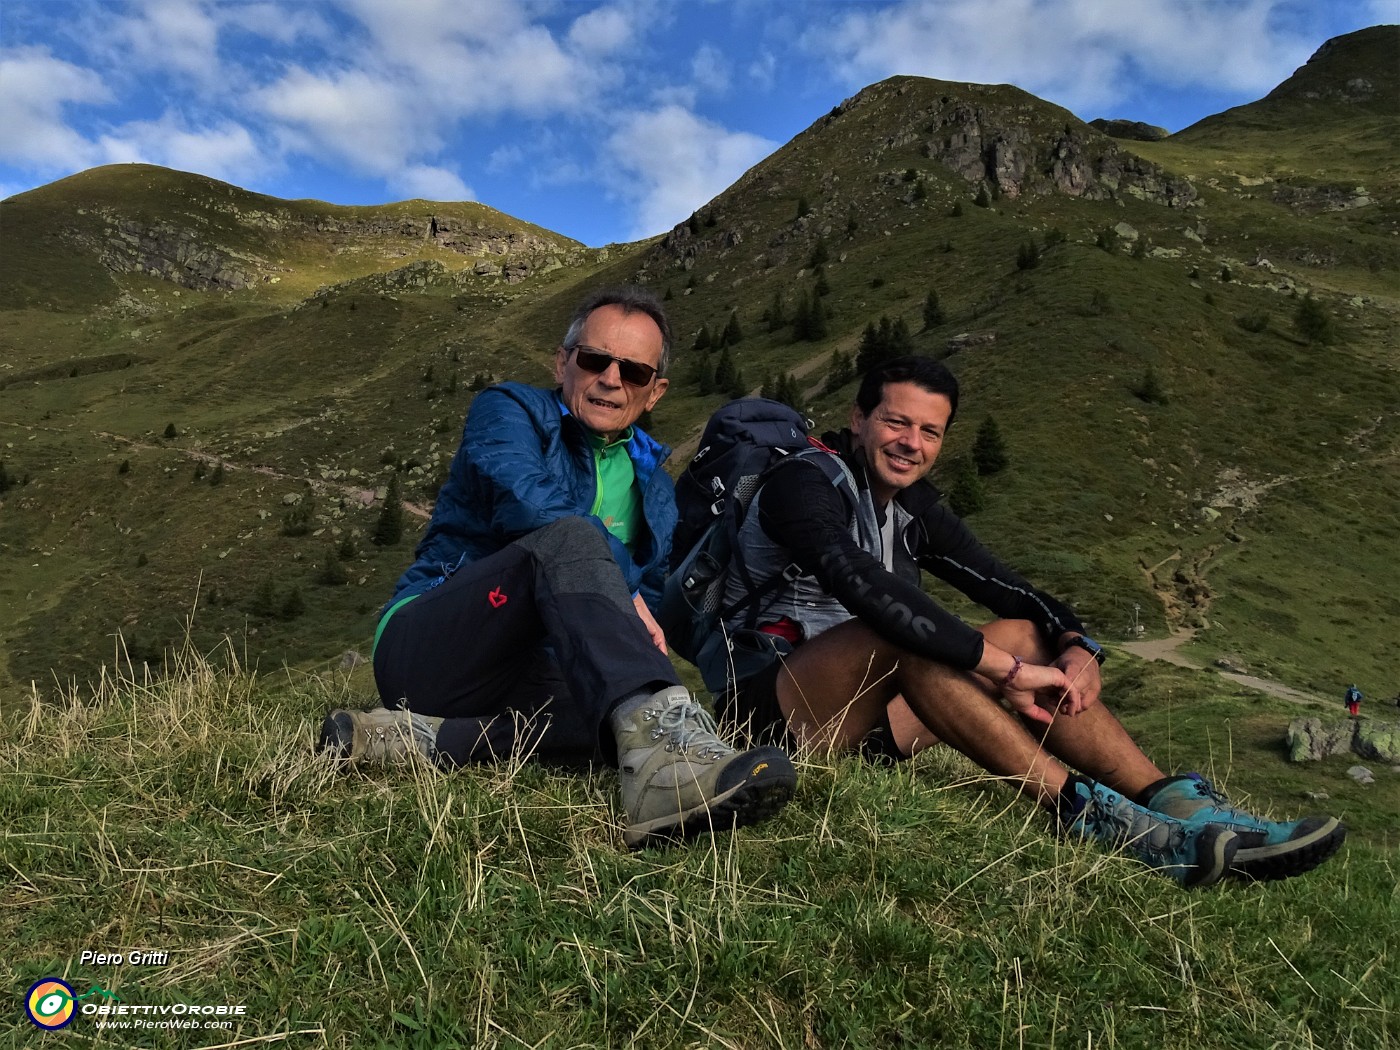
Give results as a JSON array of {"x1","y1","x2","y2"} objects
[{"x1": 1263, "y1": 24, "x2": 1400, "y2": 111}]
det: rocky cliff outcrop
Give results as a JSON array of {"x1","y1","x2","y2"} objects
[{"x1": 77, "y1": 217, "x2": 260, "y2": 291}]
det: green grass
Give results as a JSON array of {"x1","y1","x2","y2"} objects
[{"x1": 3, "y1": 642, "x2": 1395, "y2": 1048}]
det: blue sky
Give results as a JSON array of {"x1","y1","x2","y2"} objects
[{"x1": 1, "y1": 0, "x2": 1391, "y2": 246}]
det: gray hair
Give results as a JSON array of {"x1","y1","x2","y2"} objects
[{"x1": 561, "y1": 285, "x2": 672, "y2": 377}]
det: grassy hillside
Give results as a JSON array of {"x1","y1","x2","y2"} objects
[
  {"x1": 4, "y1": 647, "x2": 1395, "y2": 1048},
  {"x1": 0, "y1": 30, "x2": 1396, "y2": 708}
]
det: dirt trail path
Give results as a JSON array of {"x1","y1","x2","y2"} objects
[
  {"x1": 94, "y1": 431, "x2": 433, "y2": 519},
  {"x1": 1121, "y1": 628, "x2": 1328, "y2": 709}
]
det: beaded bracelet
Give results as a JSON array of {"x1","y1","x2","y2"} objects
[{"x1": 1001, "y1": 656, "x2": 1025, "y2": 690}]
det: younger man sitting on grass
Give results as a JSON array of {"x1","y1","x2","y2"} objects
[{"x1": 705, "y1": 355, "x2": 1344, "y2": 888}]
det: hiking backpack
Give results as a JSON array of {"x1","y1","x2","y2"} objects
[{"x1": 659, "y1": 397, "x2": 852, "y2": 694}]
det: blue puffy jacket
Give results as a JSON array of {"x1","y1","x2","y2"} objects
[{"x1": 387, "y1": 382, "x2": 676, "y2": 612}]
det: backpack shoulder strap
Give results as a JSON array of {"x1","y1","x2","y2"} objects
[{"x1": 720, "y1": 444, "x2": 856, "y2": 626}]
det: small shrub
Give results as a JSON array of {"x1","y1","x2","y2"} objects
[
  {"x1": 1294, "y1": 295, "x2": 1338, "y2": 345},
  {"x1": 1236, "y1": 311, "x2": 1270, "y2": 333},
  {"x1": 1133, "y1": 366, "x2": 1169, "y2": 405}
]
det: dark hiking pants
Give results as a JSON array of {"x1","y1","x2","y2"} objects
[{"x1": 373, "y1": 517, "x2": 678, "y2": 767}]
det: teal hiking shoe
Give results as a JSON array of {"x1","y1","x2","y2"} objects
[
  {"x1": 1141, "y1": 774, "x2": 1345, "y2": 881},
  {"x1": 1060, "y1": 776, "x2": 1238, "y2": 888},
  {"x1": 612, "y1": 686, "x2": 796, "y2": 848}
]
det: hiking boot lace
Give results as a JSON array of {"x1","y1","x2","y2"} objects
[{"x1": 648, "y1": 700, "x2": 732, "y2": 758}]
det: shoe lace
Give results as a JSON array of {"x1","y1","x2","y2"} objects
[
  {"x1": 1083, "y1": 797, "x2": 1187, "y2": 861},
  {"x1": 652, "y1": 699, "x2": 732, "y2": 758}
]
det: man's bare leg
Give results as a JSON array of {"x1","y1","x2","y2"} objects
[
  {"x1": 775, "y1": 619, "x2": 1165, "y2": 807},
  {"x1": 976, "y1": 620, "x2": 1165, "y2": 799},
  {"x1": 774, "y1": 620, "x2": 1072, "y2": 806}
]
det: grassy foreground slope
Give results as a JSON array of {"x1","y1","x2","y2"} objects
[{"x1": 3, "y1": 647, "x2": 1396, "y2": 1049}]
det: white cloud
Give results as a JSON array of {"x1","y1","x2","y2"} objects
[
  {"x1": 105, "y1": 0, "x2": 224, "y2": 87},
  {"x1": 0, "y1": 46, "x2": 110, "y2": 170},
  {"x1": 691, "y1": 44, "x2": 731, "y2": 94},
  {"x1": 390, "y1": 164, "x2": 474, "y2": 202},
  {"x1": 255, "y1": 67, "x2": 436, "y2": 176},
  {"x1": 747, "y1": 50, "x2": 779, "y2": 91},
  {"x1": 800, "y1": 0, "x2": 1325, "y2": 118},
  {"x1": 93, "y1": 114, "x2": 265, "y2": 184},
  {"x1": 604, "y1": 105, "x2": 777, "y2": 240},
  {"x1": 568, "y1": 4, "x2": 635, "y2": 55},
  {"x1": 220, "y1": 2, "x2": 335, "y2": 46}
]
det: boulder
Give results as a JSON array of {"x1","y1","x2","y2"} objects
[
  {"x1": 1286, "y1": 717, "x2": 1355, "y2": 761},
  {"x1": 1353, "y1": 721, "x2": 1400, "y2": 763},
  {"x1": 1347, "y1": 765, "x2": 1375, "y2": 785}
]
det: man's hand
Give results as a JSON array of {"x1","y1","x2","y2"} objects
[
  {"x1": 1000, "y1": 662, "x2": 1074, "y2": 726},
  {"x1": 1052, "y1": 644, "x2": 1103, "y2": 715},
  {"x1": 633, "y1": 593, "x2": 668, "y2": 654}
]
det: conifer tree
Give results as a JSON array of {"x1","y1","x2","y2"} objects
[
  {"x1": 945, "y1": 455, "x2": 985, "y2": 516},
  {"x1": 695, "y1": 356, "x2": 716, "y2": 395},
  {"x1": 319, "y1": 547, "x2": 350, "y2": 586},
  {"x1": 693, "y1": 324, "x2": 712, "y2": 352},
  {"x1": 281, "y1": 585, "x2": 306, "y2": 620},
  {"x1": 714, "y1": 346, "x2": 738, "y2": 392},
  {"x1": 890, "y1": 317, "x2": 914, "y2": 355},
  {"x1": 252, "y1": 577, "x2": 279, "y2": 619},
  {"x1": 972, "y1": 416, "x2": 1009, "y2": 476},
  {"x1": 814, "y1": 269, "x2": 830, "y2": 297},
  {"x1": 922, "y1": 290, "x2": 944, "y2": 330},
  {"x1": 824, "y1": 349, "x2": 856, "y2": 394},
  {"x1": 806, "y1": 296, "x2": 828, "y2": 340},
  {"x1": 808, "y1": 237, "x2": 829, "y2": 268},
  {"x1": 722, "y1": 310, "x2": 743, "y2": 346},
  {"x1": 373, "y1": 473, "x2": 406, "y2": 547},
  {"x1": 210, "y1": 462, "x2": 225, "y2": 485},
  {"x1": 766, "y1": 291, "x2": 786, "y2": 332},
  {"x1": 791, "y1": 292, "x2": 813, "y2": 343}
]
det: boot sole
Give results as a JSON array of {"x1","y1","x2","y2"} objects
[
  {"x1": 1230, "y1": 818, "x2": 1346, "y2": 881},
  {"x1": 623, "y1": 762, "x2": 797, "y2": 849},
  {"x1": 318, "y1": 710, "x2": 355, "y2": 762},
  {"x1": 1181, "y1": 826, "x2": 1238, "y2": 889}
]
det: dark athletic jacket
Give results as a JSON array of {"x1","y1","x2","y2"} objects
[{"x1": 733, "y1": 430, "x2": 1084, "y2": 670}]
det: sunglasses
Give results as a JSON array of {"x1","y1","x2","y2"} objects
[{"x1": 569, "y1": 345, "x2": 659, "y2": 387}]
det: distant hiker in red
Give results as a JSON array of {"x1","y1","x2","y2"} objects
[
  {"x1": 1345, "y1": 684, "x2": 1363, "y2": 717},
  {"x1": 316, "y1": 286, "x2": 794, "y2": 848}
]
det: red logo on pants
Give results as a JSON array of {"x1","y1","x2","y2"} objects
[{"x1": 488, "y1": 587, "x2": 508, "y2": 608}]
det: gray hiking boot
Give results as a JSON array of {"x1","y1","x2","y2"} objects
[
  {"x1": 1060, "y1": 776, "x2": 1238, "y2": 888},
  {"x1": 612, "y1": 686, "x2": 796, "y2": 848},
  {"x1": 318, "y1": 706, "x2": 444, "y2": 767},
  {"x1": 1142, "y1": 773, "x2": 1345, "y2": 881}
]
